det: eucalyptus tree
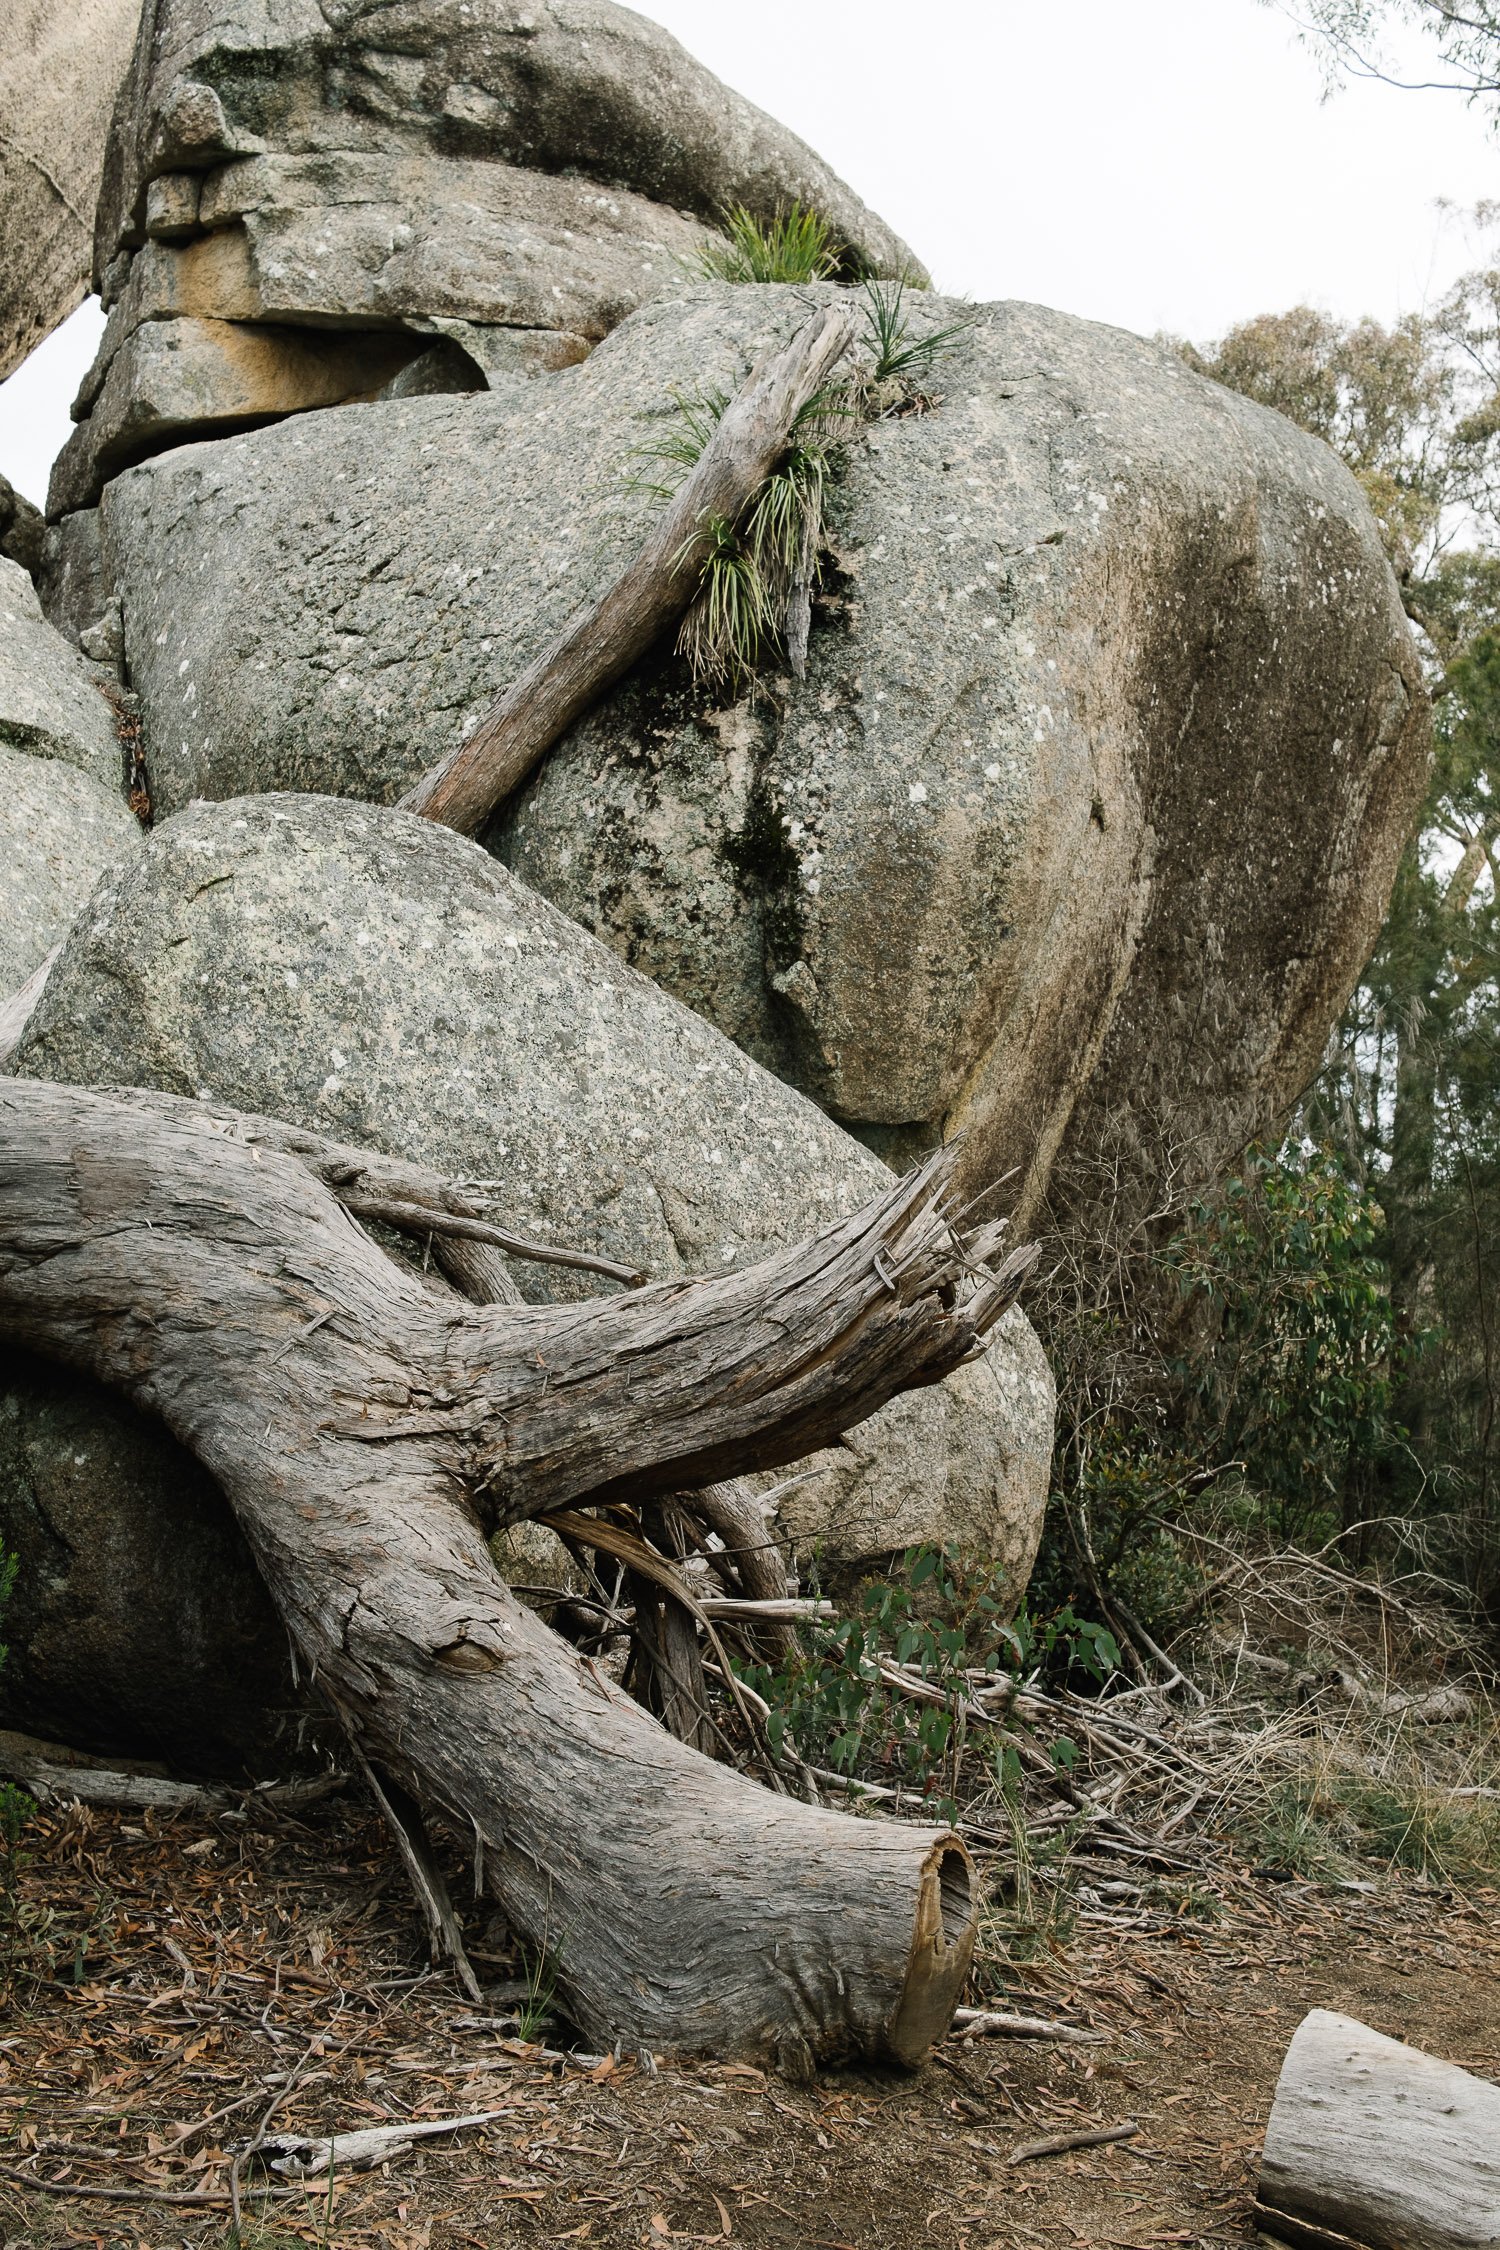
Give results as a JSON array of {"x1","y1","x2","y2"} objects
[
  {"x1": 1188, "y1": 249, "x2": 1500, "y2": 1598},
  {"x1": 1280, "y1": 2, "x2": 1500, "y2": 104}
]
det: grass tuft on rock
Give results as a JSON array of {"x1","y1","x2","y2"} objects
[
  {"x1": 633, "y1": 293, "x2": 971, "y2": 693},
  {"x1": 692, "y1": 202, "x2": 845, "y2": 285}
]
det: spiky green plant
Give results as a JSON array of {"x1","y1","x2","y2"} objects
[
  {"x1": 628, "y1": 386, "x2": 732, "y2": 502},
  {"x1": 641, "y1": 383, "x2": 850, "y2": 688},
  {"x1": 632, "y1": 294, "x2": 963, "y2": 692},
  {"x1": 860, "y1": 278, "x2": 975, "y2": 393},
  {"x1": 514, "y1": 1941, "x2": 559, "y2": 2043},
  {"x1": 676, "y1": 512, "x2": 777, "y2": 689},
  {"x1": 744, "y1": 439, "x2": 828, "y2": 598},
  {"x1": 692, "y1": 202, "x2": 845, "y2": 285}
]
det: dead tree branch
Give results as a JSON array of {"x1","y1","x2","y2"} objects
[{"x1": 0, "y1": 1077, "x2": 1031, "y2": 2066}]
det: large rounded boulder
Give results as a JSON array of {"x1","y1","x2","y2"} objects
[
  {"x1": 94, "y1": 285, "x2": 1430, "y2": 1224},
  {"x1": 0, "y1": 1351, "x2": 292, "y2": 1771}
]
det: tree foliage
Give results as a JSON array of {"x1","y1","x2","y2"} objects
[
  {"x1": 1279, "y1": 2, "x2": 1500, "y2": 103},
  {"x1": 1164, "y1": 237, "x2": 1500, "y2": 1613},
  {"x1": 1033, "y1": 1142, "x2": 1414, "y2": 1643}
]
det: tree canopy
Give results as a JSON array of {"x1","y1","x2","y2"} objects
[
  {"x1": 1064, "y1": 243, "x2": 1500, "y2": 1626},
  {"x1": 1282, "y1": 2, "x2": 1500, "y2": 104}
]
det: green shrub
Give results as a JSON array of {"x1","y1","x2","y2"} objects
[
  {"x1": 1237, "y1": 1761, "x2": 1500, "y2": 1890},
  {"x1": 736, "y1": 1545, "x2": 1118, "y2": 1819},
  {"x1": 1164, "y1": 1145, "x2": 1406, "y2": 1546},
  {"x1": 1034, "y1": 1141, "x2": 1416, "y2": 1642}
]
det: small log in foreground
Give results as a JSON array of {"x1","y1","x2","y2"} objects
[
  {"x1": 400, "y1": 301, "x2": 857, "y2": 834},
  {"x1": 0, "y1": 1078, "x2": 1027, "y2": 2068},
  {"x1": 1257, "y1": 2010, "x2": 1500, "y2": 2250}
]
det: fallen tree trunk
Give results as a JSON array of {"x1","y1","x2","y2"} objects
[
  {"x1": 399, "y1": 301, "x2": 857, "y2": 835},
  {"x1": 0, "y1": 1077, "x2": 1028, "y2": 2067},
  {"x1": 1257, "y1": 2010, "x2": 1500, "y2": 2250}
]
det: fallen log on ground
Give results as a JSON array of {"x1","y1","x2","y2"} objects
[
  {"x1": 0, "y1": 1077, "x2": 1033, "y2": 2069},
  {"x1": 400, "y1": 301, "x2": 856, "y2": 834},
  {"x1": 1257, "y1": 2009, "x2": 1500, "y2": 2250},
  {"x1": 0, "y1": 1724, "x2": 342, "y2": 1816}
]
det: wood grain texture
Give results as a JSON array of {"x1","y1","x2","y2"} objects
[
  {"x1": 0, "y1": 1077, "x2": 1027, "y2": 2064},
  {"x1": 1258, "y1": 2009, "x2": 1500, "y2": 2250},
  {"x1": 400, "y1": 302, "x2": 857, "y2": 835}
]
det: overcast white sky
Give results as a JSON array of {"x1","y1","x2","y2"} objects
[{"x1": 2, "y1": 0, "x2": 1496, "y2": 507}]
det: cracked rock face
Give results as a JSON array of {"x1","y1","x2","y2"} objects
[
  {"x1": 50, "y1": 0, "x2": 918, "y2": 516},
  {"x1": 5, "y1": 793, "x2": 1053, "y2": 1757},
  {"x1": 0, "y1": 559, "x2": 141, "y2": 995},
  {"x1": 95, "y1": 285, "x2": 1430, "y2": 1226},
  {"x1": 0, "y1": 0, "x2": 142, "y2": 382},
  {"x1": 0, "y1": 474, "x2": 44, "y2": 580}
]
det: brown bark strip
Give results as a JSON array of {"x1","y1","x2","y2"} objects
[
  {"x1": 399, "y1": 302, "x2": 858, "y2": 835},
  {"x1": 0, "y1": 1077, "x2": 1023, "y2": 2065}
]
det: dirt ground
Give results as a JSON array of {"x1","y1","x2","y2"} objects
[{"x1": 0, "y1": 1792, "x2": 1495, "y2": 2250}]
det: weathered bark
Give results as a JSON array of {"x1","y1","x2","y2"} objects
[
  {"x1": 1257, "y1": 2010, "x2": 1500, "y2": 2250},
  {"x1": 0, "y1": 1077, "x2": 1029, "y2": 2066},
  {"x1": 400, "y1": 302, "x2": 857, "y2": 835},
  {"x1": 628, "y1": 1499, "x2": 716, "y2": 1754},
  {"x1": 696, "y1": 1478, "x2": 793, "y2": 1606}
]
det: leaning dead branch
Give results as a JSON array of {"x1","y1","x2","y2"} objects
[
  {"x1": 0, "y1": 1076, "x2": 1035, "y2": 2067},
  {"x1": 400, "y1": 302, "x2": 858, "y2": 834}
]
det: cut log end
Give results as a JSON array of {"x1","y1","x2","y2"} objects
[{"x1": 886, "y1": 1837, "x2": 977, "y2": 2068}]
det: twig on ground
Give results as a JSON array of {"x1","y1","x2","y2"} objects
[
  {"x1": 258, "y1": 2109, "x2": 510, "y2": 2179},
  {"x1": 1010, "y1": 2121, "x2": 1140, "y2": 2164},
  {"x1": 952, "y1": 2009, "x2": 1106, "y2": 2045}
]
